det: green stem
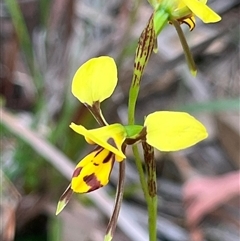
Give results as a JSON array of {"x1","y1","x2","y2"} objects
[
  {"x1": 149, "y1": 195, "x2": 158, "y2": 241},
  {"x1": 132, "y1": 145, "x2": 150, "y2": 203},
  {"x1": 127, "y1": 11, "x2": 167, "y2": 241}
]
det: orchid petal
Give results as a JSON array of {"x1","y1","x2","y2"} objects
[{"x1": 145, "y1": 111, "x2": 208, "y2": 151}]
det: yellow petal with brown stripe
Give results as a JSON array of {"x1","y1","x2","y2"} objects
[{"x1": 71, "y1": 147, "x2": 115, "y2": 193}]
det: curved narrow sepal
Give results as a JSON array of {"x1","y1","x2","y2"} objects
[
  {"x1": 56, "y1": 185, "x2": 73, "y2": 215},
  {"x1": 171, "y1": 19, "x2": 197, "y2": 76}
]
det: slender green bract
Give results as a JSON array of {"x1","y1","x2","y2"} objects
[
  {"x1": 128, "y1": 14, "x2": 155, "y2": 125},
  {"x1": 171, "y1": 19, "x2": 197, "y2": 76}
]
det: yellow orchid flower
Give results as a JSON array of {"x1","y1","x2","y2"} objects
[
  {"x1": 152, "y1": 0, "x2": 221, "y2": 33},
  {"x1": 56, "y1": 124, "x2": 127, "y2": 215},
  {"x1": 144, "y1": 111, "x2": 208, "y2": 151},
  {"x1": 57, "y1": 55, "x2": 209, "y2": 220},
  {"x1": 69, "y1": 123, "x2": 127, "y2": 161},
  {"x1": 72, "y1": 56, "x2": 118, "y2": 106},
  {"x1": 56, "y1": 111, "x2": 208, "y2": 214},
  {"x1": 169, "y1": 0, "x2": 221, "y2": 31}
]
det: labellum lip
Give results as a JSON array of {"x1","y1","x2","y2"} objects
[{"x1": 71, "y1": 148, "x2": 116, "y2": 193}]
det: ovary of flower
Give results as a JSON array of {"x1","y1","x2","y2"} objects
[
  {"x1": 69, "y1": 123, "x2": 126, "y2": 161},
  {"x1": 72, "y1": 56, "x2": 118, "y2": 106},
  {"x1": 71, "y1": 146, "x2": 115, "y2": 193},
  {"x1": 144, "y1": 111, "x2": 208, "y2": 151}
]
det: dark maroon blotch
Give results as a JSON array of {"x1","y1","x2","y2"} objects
[
  {"x1": 102, "y1": 152, "x2": 114, "y2": 163},
  {"x1": 72, "y1": 167, "x2": 82, "y2": 178},
  {"x1": 83, "y1": 173, "x2": 101, "y2": 192}
]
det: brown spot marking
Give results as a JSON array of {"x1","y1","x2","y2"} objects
[
  {"x1": 133, "y1": 74, "x2": 138, "y2": 86},
  {"x1": 83, "y1": 173, "x2": 101, "y2": 192},
  {"x1": 136, "y1": 61, "x2": 140, "y2": 71},
  {"x1": 93, "y1": 163, "x2": 99, "y2": 166},
  {"x1": 103, "y1": 152, "x2": 114, "y2": 164},
  {"x1": 72, "y1": 167, "x2": 82, "y2": 178},
  {"x1": 94, "y1": 146, "x2": 104, "y2": 157},
  {"x1": 88, "y1": 184, "x2": 103, "y2": 192},
  {"x1": 133, "y1": 14, "x2": 155, "y2": 87},
  {"x1": 138, "y1": 15, "x2": 154, "y2": 60}
]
